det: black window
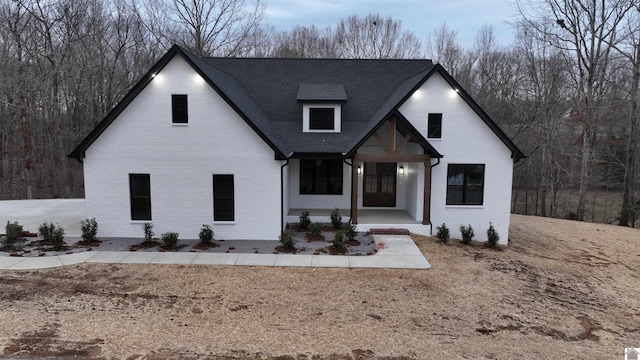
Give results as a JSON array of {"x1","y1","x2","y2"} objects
[
  {"x1": 213, "y1": 175, "x2": 234, "y2": 221},
  {"x1": 428, "y1": 113, "x2": 442, "y2": 138},
  {"x1": 300, "y1": 159, "x2": 343, "y2": 195},
  {"x1": 172, "y1": 94, "x2": 188, "y2": 123},
  {"x1": 129, "y1": 174, "x2": 151, "y2": 220},
  {"x1": 446, "y1": 164, "x2": 485, "y2": 205},
  {"x1": 309, "y1": 108, "x2": 335, "y2": 130}
]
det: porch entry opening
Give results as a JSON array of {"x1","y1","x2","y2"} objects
[{"x1": 363, "y1": 162, "x2": 396, "y2": 207}]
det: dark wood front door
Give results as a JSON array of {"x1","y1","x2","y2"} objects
[{"x1": 363, "y1": 162, "x2": 396, "y2": 207}]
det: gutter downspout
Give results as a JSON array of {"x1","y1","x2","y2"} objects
[
  {"x1": 428, "y1": 157, "x2": 441, "y2": 235},
  {"x1": 280, "y1": 160, "x2": 289, "y2": 234}
]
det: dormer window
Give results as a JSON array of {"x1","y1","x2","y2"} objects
[
  {"x1": 310, "y1": 108, "x2": 335, "y2": 130},
  {"x1": 297, "y1": 83, "x2": 347, "y2": 133}
]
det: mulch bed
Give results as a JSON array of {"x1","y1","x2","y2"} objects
[
  {"x1": 344, "y1": 239, "x2": 361, "y2": 246},
  {"x1": 129, "y1": 240, "x2": 162, "y2": 251},
  {"x1": 305, "y1": 234, "x2": 325, "y2": 242},
  {"x1": 193, "y1": 242, "x2": 220, "y2": 250}
]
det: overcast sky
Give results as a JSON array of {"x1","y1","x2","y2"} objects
[{"x1": 263, "y1": 0, "x2": 518, "y2": 49}]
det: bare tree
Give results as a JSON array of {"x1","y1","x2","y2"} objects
[
  {"x1": 611, "y1": 5, "x2": 640, "y2": 226},
  {"x1": 517, "y1": 0, "x2": 635, "y2": 221},
  {"x1": 334, "y1": 13, "x2": 422, "y2": 59},
  {"x1": 148, "y1": 0, "x2": 267, "y2": 56}
]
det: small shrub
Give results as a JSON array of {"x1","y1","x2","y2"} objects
[
  {"x1": 309, "y1": 222, "x2": 322, "y2": 238},
  {"x1": 199, "y1": 224, "x2": 214, "y2": 243},
  {"x1": 38, "y1": 222, "x2": 56, "y2": 243},
  {"x1": 299, "y1": 210, "x2": 311, "y2": 230},
  {"x1": 279, "y1": 232, "x2": 295, "y2": 250},
  {"x1": 345, "y1": 223, "x2": 358, "y2": 241},
  {"x1": 51, "y1": 226, "x2": 66, "y2": 250},
  {"x1": 333, "y1": 230, "x2": 345, "y2": 251},
  {"x1": 435, "y1": 223, "x2": 450, "y2": 243},
  {"x1": 142, "y1": 223, "x2": 154, "y2": 243},
  {"x1": 80, "y1": 218, "x2": 98, "y2": 243},
  {"x1": 459, "y1": 224, "x2": 474, "y2": 245},
  {"x1": 161, "y1": 232, "x2": 179, "y2": 250},
  {"x1": 487, "y1": 223, "x2": 499, "y2": 247},
  {"x1": 330, "y1": 208, "x2": 342, "y2": 228},
  {"x1": 4, "y1": 221, "x2": 23, "y2": 246}
]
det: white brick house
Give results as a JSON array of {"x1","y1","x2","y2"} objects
[{"x1": 70, "y1": 45, "x2": 524, "y2": 244}]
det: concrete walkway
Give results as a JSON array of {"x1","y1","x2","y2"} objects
[{"x1": 0, "y1": 235, "x2": 430, "y2": 270}]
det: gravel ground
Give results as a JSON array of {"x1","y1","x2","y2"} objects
[{"x1": 1, "y1": 214, "x2": 639, "y2": 359}]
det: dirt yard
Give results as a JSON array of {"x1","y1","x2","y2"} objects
[{"x1": 1, "y1": 214, "x2": 639, "y2": 359}]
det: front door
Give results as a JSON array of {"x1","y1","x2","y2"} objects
[{"x1": 363, "y1": 162, "x2": 396, "y2": 207}]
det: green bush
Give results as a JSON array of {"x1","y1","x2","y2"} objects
[
  {"x1": 345, "y1": 223, "x2": 358, "y2": 241},
  {"x1": 38, "y1": 222, "x2": 56, "y2": 243},
  {"x1": 199, "y1": 224, "x2": 214, "y2": 243},
  {"x1": 487, "y1": 223, "x2": 499, "y2": 247},
  {"x1": 51, "y1": 226, "x2": 66, "y2": 250},
  {"x1": 330, "y1": 208, "x2": 342, "y2": 228},
  {"x1": 80, "y1": 218, "x2": 98, "y2": 243},
  {"x1": 459, "y1": 224, "x2": 474, "y2": 245},
  {"x1": 299, "y1": 210, "x2": 311, "y2": 230},
  {"x1": 435, "y1": 223, "x2": 450, "y2": 243},
  {"x1": 333, "y1": 230, "x2": 345, "y2": 251},
  {"x1": 142, "y1": 223, "x2": 154, "y2": 243},
  {"x1": 309, "y1": 222, "x2": 322, "y2": 237},
  {"x1": 161, "y1": 232, "x2": 179, "y2": 250},
  {"x1": 279, "y1": 232, "x2": 295, "y2": 250},
  {"x1": 4, "y1": 221, "x2": 23, "y2": 246}
]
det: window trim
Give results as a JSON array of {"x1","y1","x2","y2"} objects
[
  {"x1": 129, "y1": 174, "x2": 151, "y2": 221},
  {"x1": 427, "y1": 113, "x2": 442, "y2": 139},
  {"x1": 299, "y1": 159, "x2": 344, "y2": 195},
  {"x1": 172, "y1": 94, "x2": 188, "y2": 124},
  {"x1": 213, "y1": 174, "x2": 234, "y2": 222},
  {"x1": 445, "y1": 164, "x2": 485, "y2": 206},
  {"x1": 302, "y1": 104, "x2": 341, "y2": 133}
]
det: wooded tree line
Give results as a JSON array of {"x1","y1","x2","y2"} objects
[{"x1": 1, "y1": 0, "x2": 639, "y2": 226}]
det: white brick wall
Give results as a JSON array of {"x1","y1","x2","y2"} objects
[
  {"x1": 83, "y1": 56, "x2": 282, "y2": 240},
  {"x1": 400, "y1": 73, "x2": 514, "y2": 244}
]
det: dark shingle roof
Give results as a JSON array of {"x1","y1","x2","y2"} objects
[
  {"x1": 202, "y1": 57, "x2": 436, "y2": 156},
  {"x1": 297, "y1": 83, "x2": 347, "y2": 102},
  {"x1": 69, "y1": 45, "x2": 524, "y2": 160}
]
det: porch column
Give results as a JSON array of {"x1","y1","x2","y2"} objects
[
  {"x1": 423, "y1": 159, "x2": 431, "y2": 225},
  {"x1": 351, "y1": 160, "x2": 358, "y2": 224},
  {"x1": 351, "y1": 157, "x2": 359, "y2": 225}
]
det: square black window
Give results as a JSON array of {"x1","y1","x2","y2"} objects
[
  {"x1": 172, "y1": 94, "x2": 188, "y2": 124},
  {"x1": 129, "y1": 174, "x2": 151, "y2": 220},
  {"x1": 428, "y1": 113, "x2": 442, "y2": 138},
  {"x1": 213, "y1": 174, "x2": 234, "y2": 221},
  {"x1": 300, "y1": 159, "x2": 343, "y2": 195},
  {"x1": 446, "y1": 164, "x2": 485, "y2": 205},
  {"x1": 309, "y1": 108, "x2": 335, "y2": 130}
]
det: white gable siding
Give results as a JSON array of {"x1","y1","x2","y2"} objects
[
  {"x1": 83, "y1": 56, "x2": 282, "y2": 240},
  {"x1": 400, "y1": 73, "x2": 513, "y2": 244}
]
